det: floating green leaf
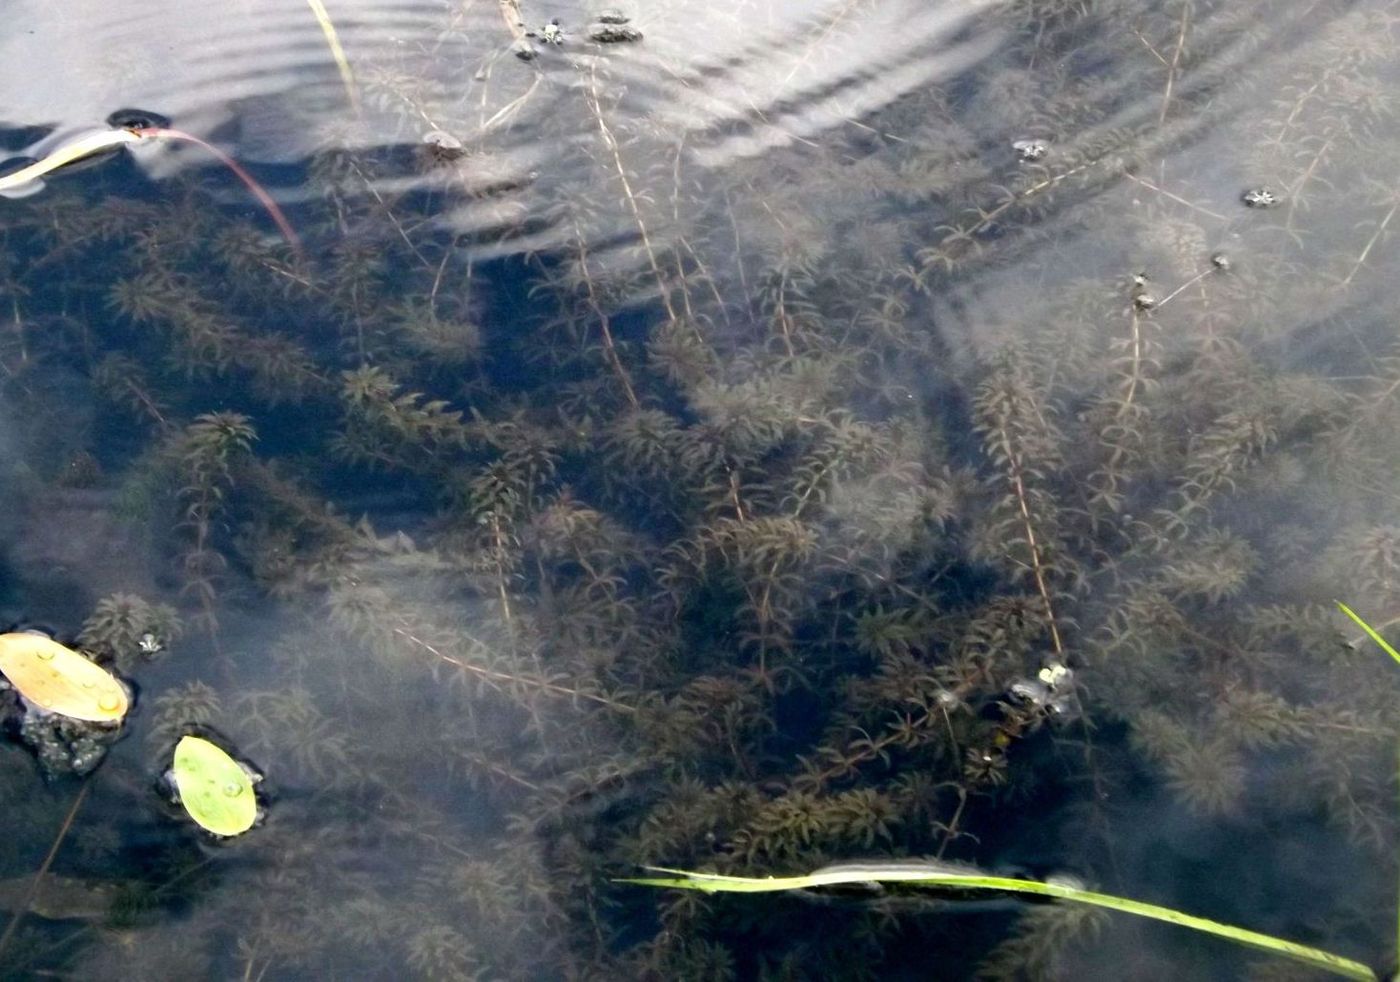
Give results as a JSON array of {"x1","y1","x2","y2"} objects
[{"x1": 170, "y1": 734, "x2": 262, "y2": 837}]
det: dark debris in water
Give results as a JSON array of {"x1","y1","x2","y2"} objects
[{"x1": 588, "y1": 23, "x2": 643, "y2": 43}]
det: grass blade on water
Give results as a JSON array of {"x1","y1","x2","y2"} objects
[
  {"x1": 620, "y1": 863, "x2": 1379, "y2": 980},
  {"x1": 1337, "y1": 601, "x2": 1400, "y2": 978},
  {"x1": 304, "y1": 0, "x2": 361, "y2": 114}
]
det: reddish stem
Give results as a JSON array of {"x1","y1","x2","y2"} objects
[{"x1": 135, "y1": 127, "x2": 304, "y2": 259}]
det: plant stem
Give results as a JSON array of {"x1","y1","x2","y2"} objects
[
  {"x1": 135, "y1": 128, "x2": 303, "y2": 259},
  {"x1": 0, "y1": 782, "x2": 89, "y2": 963}
]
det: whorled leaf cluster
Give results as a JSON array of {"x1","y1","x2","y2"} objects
[{"x1": 2, "y1": 0, "x2": 1400, "y2": 978}]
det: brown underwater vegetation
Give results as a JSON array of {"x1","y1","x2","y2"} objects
[{"x1": 3, "y1": 0, "x2": 1400, "y2": 978}]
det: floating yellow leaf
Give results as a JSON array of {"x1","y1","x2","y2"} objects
[
  {"x1": 0, "y1": 633, "x2": 128, "y2": 722},
  {"x1": 170, "y1": 734, "x2": 261, "y2": 837}
]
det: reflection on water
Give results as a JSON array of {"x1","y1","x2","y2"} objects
[{"x1": 1, "y1": 0, "x2": 1400, "y2": 978}]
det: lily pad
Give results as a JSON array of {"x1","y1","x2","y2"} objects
[
  {"x1": 0, "y1": 633, "x2": 129, "y2": 722},
  {"x1": 169, "y1": 734, "x2": 263, "y2": 837}
]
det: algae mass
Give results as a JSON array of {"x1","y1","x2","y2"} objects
[{"x1": 1, "y1": 0, "x2": 1400, "y2": 978}]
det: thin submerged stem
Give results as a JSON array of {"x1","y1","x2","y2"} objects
[
  {"x1": 572, "y1": 220, "x2": 640, "y2": 409},
  {"x1": 0, "y1": 783, "x2": 90, "y2": 963},
  {"x1": 583, "y1": 62, "x2": 679, "y2": 324},
  {"x1": 1159, "y1": 2, "x2": 1191, "y2": 125},
  {"x1": 389, "y1": 622, "x2": 636, "y2": 714},
  {"x1": 1340, "y1": 199, "x2": 1400, "y2": 289},
  {"x1": 135, "y1": 127, "x2": 304, "y2": 259}
]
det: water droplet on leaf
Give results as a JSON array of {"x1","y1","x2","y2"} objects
[
  {"x1": 169, "y1": 734, "x2": 263, "y2": 837},
  {"x1": 0, "y1": 633, "x2": 128, "y2": 722}
]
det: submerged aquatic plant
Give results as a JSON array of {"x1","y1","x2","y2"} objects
[
  {"x1": 4, "y1": 0, "x2": 1400, "y2": 977},
  {"x1": 76, "y1": 593, "x2": 181, "y2": 673}
]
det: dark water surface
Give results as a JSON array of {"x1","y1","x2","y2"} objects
[{"x1": 0, "y1": 0, "x2": 1398, "y2": 978}]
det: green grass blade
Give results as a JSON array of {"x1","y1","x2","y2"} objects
[
  {"x1": 620, "y1": 866, "x2": 1377, "y2": 980},
  {"x1": 305, "y1": 0, "x2": 361, "y2": 114},
  {"x1": 1337, "y1": 601, "x2": 1400, "y2": 667},
  {"x1": 1339, "y1": 601, "x2": 1400, "y2": 977}
]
